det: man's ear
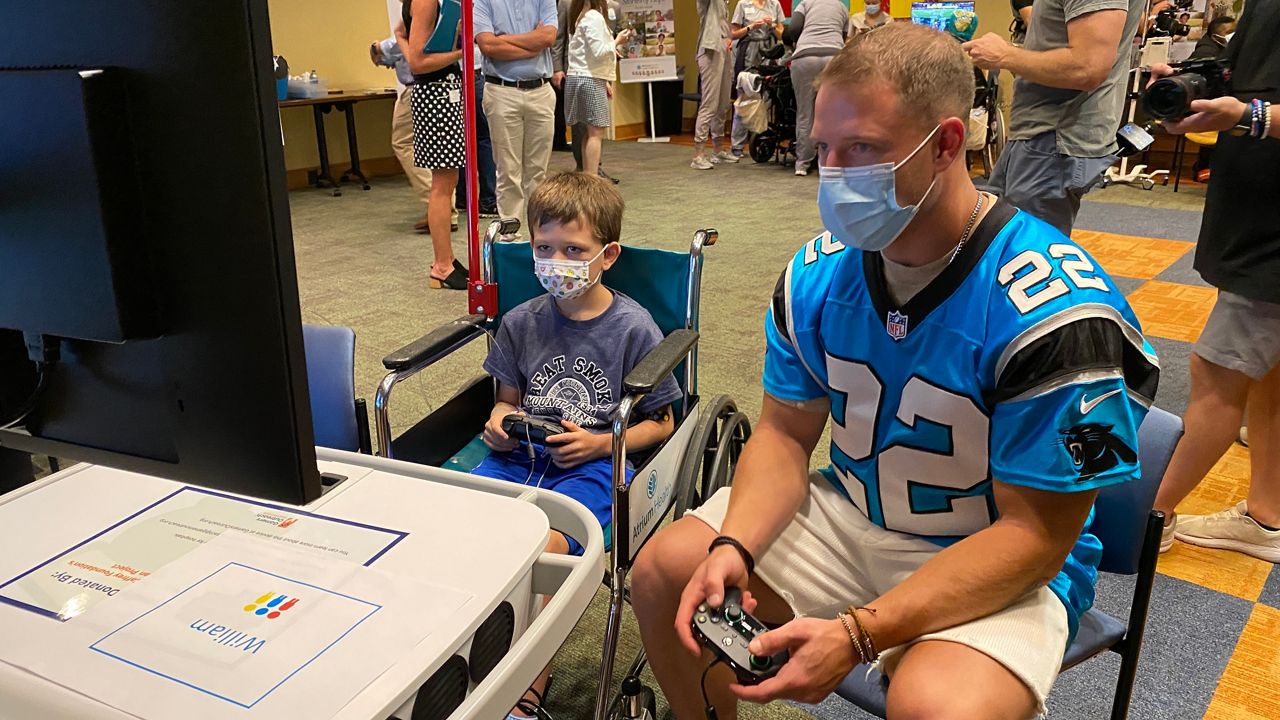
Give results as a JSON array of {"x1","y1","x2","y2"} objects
[
  {"x1": 934, "y1": 116, "x2": 969, "y2": 169},
  {"x1": 600, "y1": 241, "x2": 623, "y2": 271}
]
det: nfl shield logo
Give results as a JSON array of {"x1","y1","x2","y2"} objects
[{"x1": 886, "y1": 311, "x2": 909, "y2": 340}]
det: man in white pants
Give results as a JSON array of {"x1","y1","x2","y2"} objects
[
  {"x1": 691, "y1": 0, "x2": 737, "y2": 170},
  {"x1": 371, "y1": 33, "x2": 457, "y2": 233},
  {"x1": 475, "y1": 0, "x2": 558, "y2": 226}
]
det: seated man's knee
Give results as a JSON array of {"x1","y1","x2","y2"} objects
[{"x1": 631, "y1": 520, "x2": 705, "y2": 612}]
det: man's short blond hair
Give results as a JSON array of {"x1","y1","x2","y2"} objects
[
  {"x1": 527, "y1": 172, "x2": 625, "y2": 247},
  {"x1": 819, "y1": 23, "x2": 975, "y2": 130}
]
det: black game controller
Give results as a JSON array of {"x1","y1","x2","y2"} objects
[
  {"x1": 501, "y1": 414, "x2": 568, "y2": 445},
  {"x1": 691, "y1": 586, "x2": 788, "y2": 685}
]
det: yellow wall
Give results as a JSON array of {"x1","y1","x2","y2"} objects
[{"x1": 267, "y1": 0, "x2": 399, "y2": 172}]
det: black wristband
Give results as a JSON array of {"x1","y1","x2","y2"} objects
[{"x1": 708, "y1": 535, "x2": 755, "y2": 577}]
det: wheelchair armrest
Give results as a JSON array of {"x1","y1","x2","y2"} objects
[
  {"x1": 623, "y1": 329, "x2": 698, "y2": 396},
  {"x1": 382, "y1": 314, "x2": 486, "y2": 373}
]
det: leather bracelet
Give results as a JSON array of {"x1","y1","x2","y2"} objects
[
  {"x1": 846, "y1": 606, "x2": 880, "y2": 662},
  {"x1": 708, "y1": 535, "x2": 755, "y2": 576}
]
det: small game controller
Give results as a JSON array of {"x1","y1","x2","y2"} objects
[
  {"x1": 501, "y1": 414, "x2": 568, "y2": 445},
  {"x1": 691, "y1": 586, "x2": 789, "y2": 685}
]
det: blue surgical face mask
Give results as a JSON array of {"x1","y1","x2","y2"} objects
[{"x1": 816, "y1": 125, "x2": 941, "y2": 252}]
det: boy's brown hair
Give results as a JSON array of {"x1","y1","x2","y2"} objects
[{"x1": 527, "y1": 172, "x2": 625, "y2": 248}]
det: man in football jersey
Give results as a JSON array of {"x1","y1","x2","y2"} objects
[{"x1": 632, "y1": 23, "x2": 1158, "y2": 719}]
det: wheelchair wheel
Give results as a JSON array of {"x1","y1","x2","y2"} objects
[
  {"x1": 673, "y1": 395, "x2": 752, "y2": 520},
  {"x1": 982, "y1": 98, "x2": 1007, "y2": 175},
  {"x1": 751, "y1": 134, "x2": 776, "y2": 164}
]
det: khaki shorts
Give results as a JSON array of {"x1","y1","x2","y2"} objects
[{"x1": 688, "y1": 479, "x2": 1069, "y2": 714}]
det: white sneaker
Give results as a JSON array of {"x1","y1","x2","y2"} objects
[
  {"x1": 795, "y1": 167, "x2": 809, "y2": 176},
  {"x1": 690, "y1": 156, "x2": 714, "y2": 170},
  {"x1": 715, "y1": 150, "x2": 740, "y2": 163},
  {"x1": 1159, "y1": 514, "x2": 1177, "y2": 553},
  {"x1": 1175, "y1": 501, "x2": 1280, "y2": 562}
]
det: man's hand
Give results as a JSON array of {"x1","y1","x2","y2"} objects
[
  {"x1": 482, "y1": 410, "x2": 520, "y2": 452},
  {"x1": 545, "y1": 420, "x2": 609, "y2": 468},
  {"x1": 731, "y1": 618, "x2": 859, "y2": 705},
  {"x1": 962, "y1": 33, "x2": 1012, "y2": 70},
  {"x1": 552, "y1": 71, "x2": 565, "y2": 88},
  {"x1": 674, "y1": 546, "x2": 757, "y2": 656},
  {"x1": 606, "y1": 80, "x2": 614, "y2": 99},
  {"x1": 1161, "y1": 96, "x2": 1249, "y2": 135}
]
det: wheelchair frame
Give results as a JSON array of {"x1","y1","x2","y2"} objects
[{"x1": 373, "y1": 221, "x2": 752, "y2": 719}]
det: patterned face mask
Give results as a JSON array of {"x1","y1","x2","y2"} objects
[{"x1": 534, "y1": 244, "x2": 613, "y2": 300}]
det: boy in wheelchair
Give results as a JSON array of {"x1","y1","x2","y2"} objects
[{"x1": 474, "y1": 172, "x2": 682, "y2": 558}]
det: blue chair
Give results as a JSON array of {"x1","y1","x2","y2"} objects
[
  {"x1": 302, "y1": 323, "x2": 371, "y2": 454},
  {"x1": 834, "y1": 406, "x2": 1184, "y2": 720}
]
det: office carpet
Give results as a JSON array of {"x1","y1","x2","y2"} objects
[{"x1": 287, "y1": 140, "x2": 1278, "y2": 720}]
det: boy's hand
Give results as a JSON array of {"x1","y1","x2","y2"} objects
[
  {"x1": 483, "y1": 410, "x2": 521, "y2": 452},
  {"x1": 546, "y1": 420, "x2": 609, "y2": 469}
]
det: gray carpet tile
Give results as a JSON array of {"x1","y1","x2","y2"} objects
[
  {"x1": 1112, "y1": 275, "x2": 1147, "y2": 297},
  {"x1": 1047, "y1": 573, "x2": 1250, "y2": 720},
  {"x1": 1155, "y1": 248, "x2": 1207, "y2": 287},
  {"x1": 1075, "y1": 200, "x2": 1204, "y2": 243},
  {"x1": 1149, "y1": 337, "x2": 1193, "y2": 419},
  {"x1": 1259, "y1": 565, "x2": 1280, "y2": 609}
]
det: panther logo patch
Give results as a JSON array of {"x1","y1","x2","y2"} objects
[{"x1": 1060, "y1": 423, "x2": 1137, "y2": 481}]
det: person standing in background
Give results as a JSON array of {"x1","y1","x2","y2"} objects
[
  {"x1": 371, "y1": 31, "x2": 459, "y2": 234},
  {"x1": 554, "y1": 0, "x2": 623, "y2": 183},
  {"x1": 729, "y1": 0, "x2": 784, "y2": 158},
  {"x1": 964, "y1": 0, "x2": 1142, "y2": 235},
  {"x1": 399, "y1": 0, "x2": 467, "y2": 289},
  {"x1": 691, "y1": 0, "x2": 737, "y2": 170},
  {"x1": 782, "y1": 0, "x2": 848, "y2": 176},
  {"x1": 850, "y1": 0, "x2": 894, "y2": 34},
  {"x1": 475, "y1": 0, "x2": 558, "y2": 226},
  {"x1": 564, "y1": 0, "x2": 630, "y2": 178},
  {"x1": 455, "y1": 43, "x2": 501, "y2": 220}
]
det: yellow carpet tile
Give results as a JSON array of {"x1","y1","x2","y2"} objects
[
  {"x1": 1072, "y1": 230, "x2": 1193, "y2": 280},
  {"x1": 1126, "y1": 281, "x2": 1218, "y2": 343},
  {"x1": 1204, "y1": 604, "x2": 1280, "y2": 720},
  {"x1": 1158, "y1": 445, "x2": 1271, "y2": 601}
]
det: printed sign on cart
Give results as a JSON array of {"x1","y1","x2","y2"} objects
[
  {"x1": 0, "y1": 486, "x2": 406, "y2": 621},
  {"x1": 618, "y1": 0, "x2": 678, "y2": 82},
  {"x1": 89, "y1": 563, "x2": 380, "y2": 708}
]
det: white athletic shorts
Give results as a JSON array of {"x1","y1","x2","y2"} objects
[{"x1": 688, "y1": 478, "x2": 1069, "y2": 714}]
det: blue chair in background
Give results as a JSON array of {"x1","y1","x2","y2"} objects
[
  {"x1": 835, "y1": 406, "x2": 1184, "y2": 720},
  {"x1": 302, "y1": 323, "x2": 371, "y2": 454}
]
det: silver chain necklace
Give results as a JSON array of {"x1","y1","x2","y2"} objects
[{"x1": 948, "y1": 192, "x2": 987, "y2": 265}]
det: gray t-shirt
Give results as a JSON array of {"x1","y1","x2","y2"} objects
[
  {"x1": 484, "y1": 291, "x2": 682, "y2": 431},
  {"x1": 1008, "y1": 0, "x2": 1143, "y2": 157},
  {"x1": 698, "y1": 0, "x2": 731, "y2": 52},
  {"x1": 792, "y1": 0, "x2": 848, "y2": 60}
]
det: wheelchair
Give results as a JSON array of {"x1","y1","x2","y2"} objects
[
  {"x1": 969, "y1": 67, "x2": 1007, "y2": 178},
  {"x1": 748, "y1": 43, "x2": 797, "y2": 167},
  {"x1": 373, "y1": 219, "x2": 752, "y2": 719}
]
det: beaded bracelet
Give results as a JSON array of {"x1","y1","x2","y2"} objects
[
  {"x1": 837, "y1": 613, "x2": 867, "y2": 665},
  {"x1": 1251, "y1": 99, "x2": 1266, "y2": 139},
  {"x1": 1263, "y1": 102, "x2": 1274, "y2": 140},
  {"x1": 848, "y1": 607, "x2": 880, "y2": 662}
]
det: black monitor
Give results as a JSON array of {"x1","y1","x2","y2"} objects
[{"x1": 0, "y1": 1, "x2": 322, "y2": 504}]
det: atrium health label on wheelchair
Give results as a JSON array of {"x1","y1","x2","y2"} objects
[{"x1": 626, "y1": 406, "x2": 701, "y2": 561}]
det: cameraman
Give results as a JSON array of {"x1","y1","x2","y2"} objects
[
  {"x1": 1152, "y1": 0, "x2": 1280, "y2": 562},
  {"x1": 964, "y1": 0, "x2": 1143, "y2": 235}
]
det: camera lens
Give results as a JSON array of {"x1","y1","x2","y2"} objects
[{"x1": 1144, "y1": 73, "x2": 1208, "y2": 120}]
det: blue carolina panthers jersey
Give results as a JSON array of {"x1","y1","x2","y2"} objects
[{"x1": 764, "y1": 201, "x2": 1160, "y2": 637}]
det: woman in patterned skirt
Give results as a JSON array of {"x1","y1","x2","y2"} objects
[
  {"x1": 398, "y1": 0, "x2": 467, "y2": 289},
  {"x1": 564, "y1": 0, "x2": 630, "y2": 177}
]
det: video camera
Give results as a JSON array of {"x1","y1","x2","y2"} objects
[
  {"x1": 1150, "y1": 7, "x2": 1190, "y2": 37},
  {"x1": 1142, "y1": 58, "x2": 1232, "y2": 120}
]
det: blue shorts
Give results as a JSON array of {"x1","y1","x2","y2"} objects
[{"x1": 470, "y1": 444, "x2": 631, "y2": 556}]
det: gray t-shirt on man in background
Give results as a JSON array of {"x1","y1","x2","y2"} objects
[
  {"x1": 484, "y1": 291, "x2": 682, "y2": 432},
  {"x1": 1008, "y1": 0, "x2": 1143, "y2": 157}
]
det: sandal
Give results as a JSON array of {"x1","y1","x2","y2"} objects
[
  {"x1": 429, "y1": 259, "x2": 468, "y2": 290},
  {"x1": 509, "y1": 685, "x2": 553, "y2": 720}
]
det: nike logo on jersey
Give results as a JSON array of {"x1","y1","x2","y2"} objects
[{"x1": 1079, "y1": 388, "x2": 1122, "y2": 415}]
